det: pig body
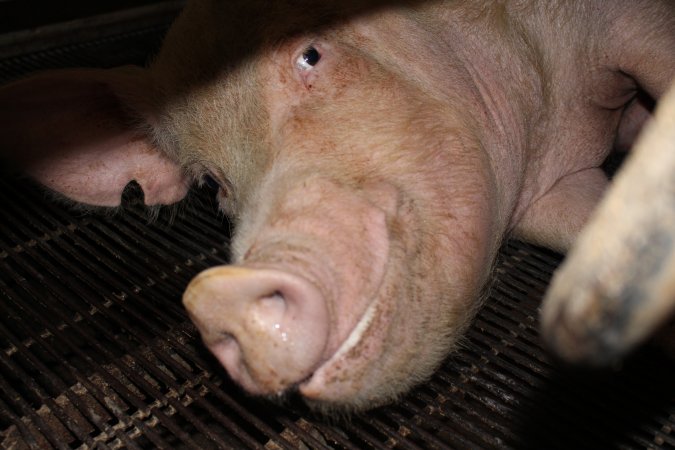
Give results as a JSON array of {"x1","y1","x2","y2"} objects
[{"x1": 1, "y1": 0, "x2": 674, "y2": 411}]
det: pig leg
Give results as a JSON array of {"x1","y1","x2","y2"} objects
[{"x1": 541, "y1": 82, "x2": 675, "y2": 365}]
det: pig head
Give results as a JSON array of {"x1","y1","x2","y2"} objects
[
  {"x1": 153, "y1": 1, "x2": 501, "y2": 410},
  {"x1": 1, "y1": 0, "x2": 674, "y2": 411}
]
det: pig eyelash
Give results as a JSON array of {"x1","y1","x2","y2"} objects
[
  {"x1": 199, "y1": 172, "x2": 233, "y2": 204},
  {"x1": 197, "y1": 170, "x2": 222, "y2": 192},
  {"x1": 296, "y1": 46, "x2": 322, "y2": 71}
]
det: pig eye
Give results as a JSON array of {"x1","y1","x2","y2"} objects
[{"x1": 297, "y1": 46, "x2": 321, "y2": 70}]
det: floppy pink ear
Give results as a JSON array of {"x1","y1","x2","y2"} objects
[{"x1": 0, "y1": 67, "x2": 189, "y2": 207}]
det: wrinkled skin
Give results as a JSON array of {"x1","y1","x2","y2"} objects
[{"x1": 0, "y1": 0, "x2": 674, "y2": 411}]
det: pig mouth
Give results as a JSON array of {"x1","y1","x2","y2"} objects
[
  {"x1": 297, "y1": 290, "x2": 382, "y2": 398},
  {"x1": 290, "y1": 246, "x2": 395, "y2": 406}
]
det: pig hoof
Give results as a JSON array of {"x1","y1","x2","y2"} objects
[
  {"x1": 542, "y1": 228, "x2": 675, "y2": 365},
  {"x1": 543, "y1": 283, "x2": 634, "y2": 365}
]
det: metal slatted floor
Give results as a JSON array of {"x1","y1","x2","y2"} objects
[{"x1": 0, "y1": 16, "x2": 673, "y2": 450}]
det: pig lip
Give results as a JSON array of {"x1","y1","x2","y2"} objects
[{"x1": 297, "y1": 276, "x2": 384, "y2": 402}]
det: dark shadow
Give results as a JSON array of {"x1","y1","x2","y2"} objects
[{"x1": 515, "y1": 344, "x2": 675, "y2": 449}]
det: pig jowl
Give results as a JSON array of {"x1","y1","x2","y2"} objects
[{"x1": 1, "y1": 0, "x2": 674, "y2": 411}]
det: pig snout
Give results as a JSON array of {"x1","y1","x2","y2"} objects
[
  {"x1": 183, "y1": 266, "x2": 329, "y2": 394},
  {"x1": 183, "y1": 177, "x2": 404, "y2": 406}
]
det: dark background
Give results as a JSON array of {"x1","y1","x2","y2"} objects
[{"x1": 0, "y1": 1, "x2": 164, "y2": 33}]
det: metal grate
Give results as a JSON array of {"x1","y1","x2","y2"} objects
[{"x1": 0, "y1": 18, "x2": 673, "y2": 450}]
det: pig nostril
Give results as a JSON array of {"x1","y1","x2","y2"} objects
[
  {"x1": 220, "y1": 331, "x2": 236, "y2": 343},
  {"x1": 257, "y1": 291, "x2": 287, "y2": 314},
  {"x1": 267, "y1": 291, "x2": 284, "y2": 300},
  {"x1": 266, "y1": 291, "x2": 285, "y2": 303}
]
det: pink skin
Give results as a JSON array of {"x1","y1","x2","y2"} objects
[
  {"x1": 185, "y1": 267, "x2": 330, "y2": 394},
  {"x1": 2, "y1": 0, "x2": 674, "y2": 411}
]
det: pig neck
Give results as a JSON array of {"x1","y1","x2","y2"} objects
[
  {"x1": 429, "y1": 11, "x2": 560, "y2": 234},
  {"x1": 358, "y1": 7, "x2": 575, "y2": 236}
]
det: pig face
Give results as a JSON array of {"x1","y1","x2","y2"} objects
[{"x1": 150, "y1": 6, "x2": 500, "y2": 410}]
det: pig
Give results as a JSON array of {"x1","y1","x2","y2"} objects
[{"x1": 0, "y1": 0, "x2": 674, "y2": 412}]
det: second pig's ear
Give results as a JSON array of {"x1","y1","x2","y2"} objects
[{"x1": 0, "y1": 67, "x2": 190, "y2": 207}]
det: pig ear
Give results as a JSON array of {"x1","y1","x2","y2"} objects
[{"x1": 0, "y1": 67, "x2": 189, "y2": 207}]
